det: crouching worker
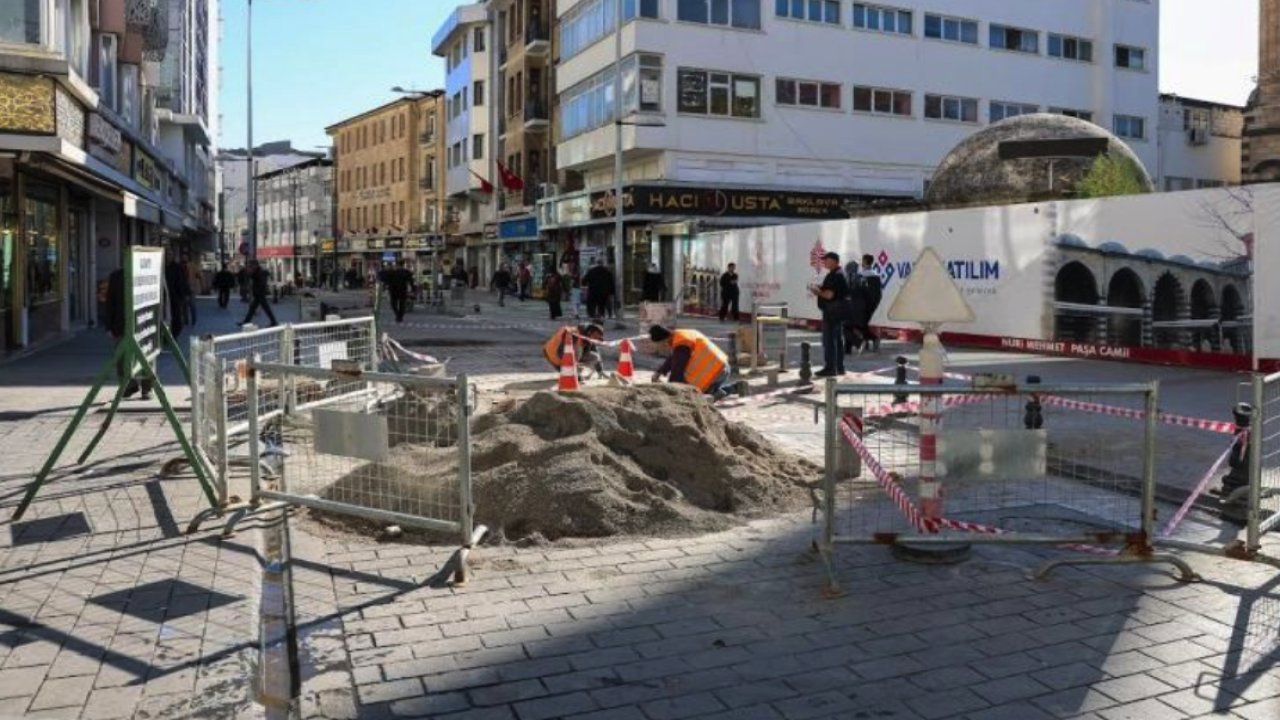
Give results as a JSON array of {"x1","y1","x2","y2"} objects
[
  {"x1": 544, "y1": 323, "x2": 606, "y2": 379},
  {"x1": 648, "y1": 325, "x2": 732, "y2": 399}
]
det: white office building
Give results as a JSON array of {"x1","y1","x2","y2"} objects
[
  {"x1": 1156, "y1": 94, "x2": 1244, "y2": 191},
  {"x1": 432, "y1": 4, "x2": 496, "y2": 270},
  {"x1": 539, "y1": 0, "x2": 1160, "y2": 300}
]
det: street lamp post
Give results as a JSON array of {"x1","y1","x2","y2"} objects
[
  {"x1": 612, "y1": 0, "x2": 625, "y2": 326},
  {"x1": 246, "y1": 0, "x2": 257, "y2": 261}
]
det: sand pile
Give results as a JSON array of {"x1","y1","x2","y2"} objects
[{"x1": 320, "y1": 384, "x2": 818, "y2": 541}]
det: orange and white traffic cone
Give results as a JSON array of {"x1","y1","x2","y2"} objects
[
  {"x1": 558, "y1": 340, "x2": 580, "y2": 392},
  {"x1": 616, "y1": 338, "x2": 635, "y2": 383}
]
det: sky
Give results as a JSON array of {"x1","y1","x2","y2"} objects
[{"x1": 217, "y1": 0, "x2": 1261, "y2": 151}]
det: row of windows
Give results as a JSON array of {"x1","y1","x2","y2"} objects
[
  {"x1": 560, "y1": 54, "x2": 663, "y2": 140},
  {"x1": 446, "y1": 82, "x2": 486, "y2": 120},
  {"x1": 338, "y1": 112, "x2": 414, "y2": 154},
  {"x1": 443, "y1": 26, "x2": 486, "y2": 74},
  {"x1": 447, "y1": 134, "x2": 486, "y2": 168},
  {"x1": 341, "y1": 202, "x2": 409, "y2": 232},
  {"x1": 575, "y1": 0, "x2": 1149, "y2": 72},
  {"x1": 339, "y1": 158, "x2": 414, "y2": 193}
]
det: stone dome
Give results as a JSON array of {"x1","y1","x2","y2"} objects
[{"x1": 925, "y1": 114, "x2": 1154, "y2": 207}]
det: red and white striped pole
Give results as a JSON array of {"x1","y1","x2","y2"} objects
[{"x1": 918, "y1": 324, "x2": 944, "y2": 521}]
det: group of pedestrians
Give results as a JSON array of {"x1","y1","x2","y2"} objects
[{"x1": 812, "y1": 252, "x2": 884, "y2": 377}]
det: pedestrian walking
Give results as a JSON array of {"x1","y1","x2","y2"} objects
[
  {"x1": 545, "y1": 269, "x2": 564, "y2": 320},
  {"x1": 237, "y1": 265, "x2": 251, "y2": 302},
  {"x1": 854, "y1": 253, "x2": 883, "y2": 353},
  {"x1": 386, "y1": 260, "x2": 415, "y2": 323},
  {"x1": 183, "y1": 255, "x2": 202, "y2": 326},
  {"x1": 583, "y1": 259, "x2": 614, "y2": 319},
  {"x1": 518, "y1": 262, "x2": 532, "y2": 301},
  {"x1": 491, "y1": 264, "x2": 513, "y2": 306},
  {"x1": 213, "y1": 263, "x2": 236, "y2": 309},
  {"x1": 241, "y1": 260, "x2": 279, "y2": 327},
  {"x1": 642, "y1": 263, "x2": 666, "y2": 302},
  {"x1": 164, "y1": 256, "x2": 189, "y2": 338},
  {"x1": 809, "y1": 251, "x2": 851, "y2": 377},
  {"x1": 718, "y1": 263, "x2": 741, "y2": 322},
  {"x1": 105, "y1": 268, "x2": 153, "y2": 400}
]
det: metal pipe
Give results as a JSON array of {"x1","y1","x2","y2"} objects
[
  {"x1": 1248, "y1": 373, "x2": 1264, "y2": 551},
  {"x1": 257, "y1": 489, "x2": 462, "y2": 534},
  {"x1": 456, "y1": 372, "x2": 475, "y2": 583},
  {"x1": 246, "y1": 0, "x2": 256, "y2": 260},
  {"x1": 612, "y1": 0, "x2": 625, "y2": 322},
  {"x1": 247, "y1": 362, "x2": 262, "y2": 504},
  {"x1": 832, "y1": 383, "x2": 1161, "y2": 396},
  {"x1": 1140, "y1": 382, "x2": 1159, "y2": 542},
  {"x1": 250, "y1": 360, "x2": 460, "y2": 388}
]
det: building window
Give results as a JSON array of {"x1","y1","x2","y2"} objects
[
  {"x1": 1048, "y1": 33, "x2": 1092, "y2": 62},
  {"x1": 852, "y1": 86, "x2": 911, "y2": 116},
  {"x1": 678, "y1": 68, "x2": 761, "y2": 118},
  {"x1": 1, "y1": 0, "x2": 44, "y2": 44},
  {"x1": 1115, "y1": 44, "x2": 1146, "y2": 70},
  {"x1": 989, "y1": 24, "x2": 1038, "y2": 54},
  {"x1": 96, "y1": 33, "x2": 118, "y2": 111},
  {"x1": 776, "y1": 0, "x2": 840, "y2": 25},
  {"x1": 777, "y1": 78, "x2": 841, "y2": 109},
  {"x1": 474, "y1": 26, "x2": 485, "y2": 52},
  {"x1": 1113, "y1": 114, "x2": 1146, "y2": 140},
  {"x1": 923, "y1": 13, "x2": 976, "y2": 44},
  {"x1": 474, "y1": 80, "x2": 485, "y2": 107},
  {"x1": 625, "y1": 0, "x2": 660, "y2": 20},
  {"x1": 473, "y1": 134, "x2": 484, "y2": 160},
  {"x1": 924, "y1": 93, "x2": 979, "y2": 123},
  {"x1": 562, "y1": 54, "x2": 663, "y2": 140},
  {"x1": 1051, "y1": 107, "x2": 1094, "y2": 123},
  {"x1": 990, "y1": 101, "x2": 1038, "y2": 122},
  {"x1": 677, "y1": 0, "x2": 761, "y2": 30},
  {"x1": 852, "y1": 4, "x2": 911, "y2": 35}
]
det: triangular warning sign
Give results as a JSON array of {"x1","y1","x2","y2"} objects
[{"x1": 887, "y1": 247, "x2": 976, "y2": 324}]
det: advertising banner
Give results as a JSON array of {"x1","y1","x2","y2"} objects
[{"x1": 689, "y1": 186, "x2": 1270, "y2": 371}]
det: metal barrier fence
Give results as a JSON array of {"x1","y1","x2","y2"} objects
[
  {"x1": 818, "y1": 380, "x2": 1207, "y2": 591},
  {"x1": 1253, "y1": 372, "x2": 1280, "y2": 542},
  {"x1": 237, "y1": 361, "x2": 481, "y2": 582},
  {"x1": 188, "y1": 318, "x2": 378, "y2": 517}
]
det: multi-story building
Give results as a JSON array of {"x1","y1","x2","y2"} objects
[
  {"x1": 415, "y1": 91, "x2": 449, "y2": 256},
  {"x1": 216, "y1": 141, "x2": 324, "y2": 266},
  {"x1": 326, "y1": 92, "x2": 448, "y2": 281},
  {"x1": 492, "y1": 0, "x2": 558, "y2": 295},
  {"x1": 0, "y1": 0, "x2": 218, "y2": 354},
  {"x1": 537, "y1": 0, "x2": 1160, "y2": 303},
  {"x1": 432, "y1": 4, "x2": 497, "y2": 279},
  {"x1": 1244, "y1": 0, "x2": 1280, "y2": 182},
  {"x1": 254, "y1": 157, "x2": 333, "y2": 284},
  {"x1": 1156, "y1": 95, "x2": 1243, "y2": 191}
]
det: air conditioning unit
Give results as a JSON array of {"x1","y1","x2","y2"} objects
[
  {"x1": 537, "y1": 183, "x2": 560, "y2": 200},
  {"x1": 1188, "y1": 128, "x2": 1208, "y2": 145}
]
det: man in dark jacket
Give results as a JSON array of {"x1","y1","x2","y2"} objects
[
  {"x1": 718, "y1": 263, "x2": 740, "y2": 322},
  {"x1": 809, "y1": 251, "x2": 850, "y2": 377},
  {"x1": 491, "y1": 264, "x2": 513, "y2": 306},
  {"x1": 385, "y1": 260, "x2": 415, "y2": 323},
  {"x1": 164, "y1": 257, "x2": 189, "y2": 338},
  {"x1": 241, "y1": 260, "x2": 278, "y2": 326},
  {"x1": 213, "y1": 264, "x2": 236, "y2": 308},
  {"x1": 582, "y1": 259, "x2": 615, "y2": 320},
  {"x1": 106, "y1": 268, "x2": 153, "y2": 400}
]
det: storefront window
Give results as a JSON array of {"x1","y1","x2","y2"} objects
[
  {"x1": 25, "y1": 181, "x2": 60, "y2": 306},
  {"x1": 1, "y1": 181, "x2": 15, "y2": 350}
]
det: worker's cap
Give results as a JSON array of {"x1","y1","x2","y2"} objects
[{"x1": 649, "y1": 325, "x2": 673, "y2": 343}]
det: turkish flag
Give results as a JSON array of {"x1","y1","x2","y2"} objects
[
  {"x1": 496, "y1": 161, "x2": 525, "y2": 191},
  {"x1": 469, "y1": 170, "x2": 494, "y2": 194}
]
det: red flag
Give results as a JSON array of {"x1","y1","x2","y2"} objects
[
  {"x1": 809, "y1": 239, "x2": 827, "y2": 272},
  {"x1": 469, "y1": 170, "x2": 494, "y2": 194},
  {"x1": 496, "y1": 161, "x2": 526, "y2": 191}
]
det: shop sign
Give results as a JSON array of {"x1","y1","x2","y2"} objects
[
  {"x1": 87, "y1": 113, "x2": 122, "y2": 157},
  {"x1": 367, "y1": 238, "x2": 384, "y2": 250},
  {"x1": 357, "y1": 187, "x2": 391, "y2": 201},
  {"x1": 498, "y1": 216, "x2": 539, "y2": 240},
  {"x1": 133, "y1": 151, "x2": 160, "y2": 191},
  {"x1": 384, "y1": 237, "x2": 405, "y2": 249},
  {"x1": 346, "y1": 239, "x2": 367, "y2": 252},
  {"x1": 588, "y1": 185, "x2": 869, "y2": 221},
  {"x1": 320, "y1": 239, "x2": 335, "y2": 252},
  {"x1": 483, "y1": 223, "x2": 498, "y2": 240},
  {"x1": 256, "y1": 245, "x2": 294, "y2": 258}
]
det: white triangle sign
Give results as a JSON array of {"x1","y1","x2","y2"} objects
[{"x1": 887, "y1": 247, "x2": 976, "y2": 324}]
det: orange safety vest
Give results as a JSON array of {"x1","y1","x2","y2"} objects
[
  {"x1": 543, "y1": 327, "x2": 574, "y2": 369},
  {"x1": 670, "y1": 329, "x2": 728, "y2": 393}
]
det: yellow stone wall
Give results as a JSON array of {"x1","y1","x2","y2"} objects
[{"x1": 0, "y1": 73, "x2": 55, "y2": 134}]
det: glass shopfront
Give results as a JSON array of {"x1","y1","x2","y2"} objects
[
  {"x1": 25, "y1": 180, "x2": 61, "y2": 345},
  {"x1": 1, "y1": 180, "x2": 14, "y2": 351}
]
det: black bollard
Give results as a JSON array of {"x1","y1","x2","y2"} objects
[
  {"x1": 728, "y1": 333, "x2": 741, "y2": 378},
  {"x1": 1222, "y1": 402, "x2": 1254, "y2": 497},
  {"x1": 1024, "y1": 375, "x2": 1043, "y2": 429},
  {"x1": 893, "y1": 355, "x2": 909, "y2": 404},
  {"x1": 799, "y1": 342, "x2": 812, "y2": 385}
]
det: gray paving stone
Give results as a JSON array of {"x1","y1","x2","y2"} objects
[
  {"x1": 971, "y1": 675, "x2": 1054, "y2": 705},
  {"x1": 1098, "y1": 697, "x2": 1191, "y2": 720},
  {"x1": 1094, "y1": 673, "x2": 1179, "y2": 704},
  {"x1": 963, "y1": 702, "x2": 1057, "y2": 720},
  {"x1": 906, "y1": 687, "x2": 990, "y2": 720},
  {"x1": 358, "y1": 678, "x2": 425, "y2": 705},
  {"x1": 1031, "y1": 662, "x2": 1108, "y2": 691},
  {"x1": 29, "y1": 675, "x2": 95, "y2": 711},
  {"x1": 0, "y1": 666, "x2": 49, "y2": 699},
  {"x1": 514, "y1": 690, "x2": 597, "y2": 720},
  {"x1": 1234, "y1": 698, "x2": 1280, "y2": 720},
  {"x1": 81, "y1": 686, "x2": 147, "y2": 720},
  {"x1": 563, "y1": 707, "x2": 649, "y2": 720},
  {"x1": 640, "y1": 691, "x2": 727, "y2": 720},
  {"x1": 469, "y1": 679, "x2": 549, "y2": 706},
  {"x1": 911, "y1": 665, "x2": 988, "y2": 691},
  {"x1": 770, "y1": 690, "x2": 858, "y2": 720},
  {"x1": 715, "y1": 679, "x2": 797, "y2": 709}
]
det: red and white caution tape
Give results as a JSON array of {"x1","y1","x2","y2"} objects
[
  {"x1": 839, "y1": 418, "x2": 928, "y2": 533},
  {"x1": 1160, "y1": 435, "x2": 1239, "y2": 537},
  {"x1": 714, "y1": 384, "x2": 816, "y2": 409},
  {"x1": 1040, "y1": 396, "x2": 1238, "y2": 435},
  {"x1": 381, "y1": 334, "x2": 442, "y2": 365}
]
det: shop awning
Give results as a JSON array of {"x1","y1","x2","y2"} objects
[{"x1": 123, "y1": 193, "x2": 161, "y2": 223}]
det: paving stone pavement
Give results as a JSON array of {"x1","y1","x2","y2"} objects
[
  {"x1": 280, "y1": 293, "x2": 1280, "y2": 720},
  {"x1": 0, "y1": 298, "x2": 294, "y2": 719}
]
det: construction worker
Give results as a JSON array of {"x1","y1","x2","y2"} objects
[
  {"x1": 544, "y1": 323, "x2": 606, "y2": 380},
  {"x1": 648, "y1": 325, "x2": 731, "y2": 398}
]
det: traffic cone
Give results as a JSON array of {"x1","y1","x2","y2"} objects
[
  {"x1": 558, "y1": 340, "x2": 580, "y2": 392},
  {"x1": 616, "y1": 338, "x2": 635, "y2": 383}
]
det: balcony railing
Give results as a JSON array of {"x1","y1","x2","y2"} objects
[
  {"x1": 419, "y1": 178, "x2": 435, "y2": 190},
  {"x1": 525, "y1": 21, "x2": 550, "y2": 54},
  {"x1": 523, "y1": 100, "x2": 549, "y2": 128},
  {"x1": 419, "y1": 131, "x2": 435, "y2": 145}
]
